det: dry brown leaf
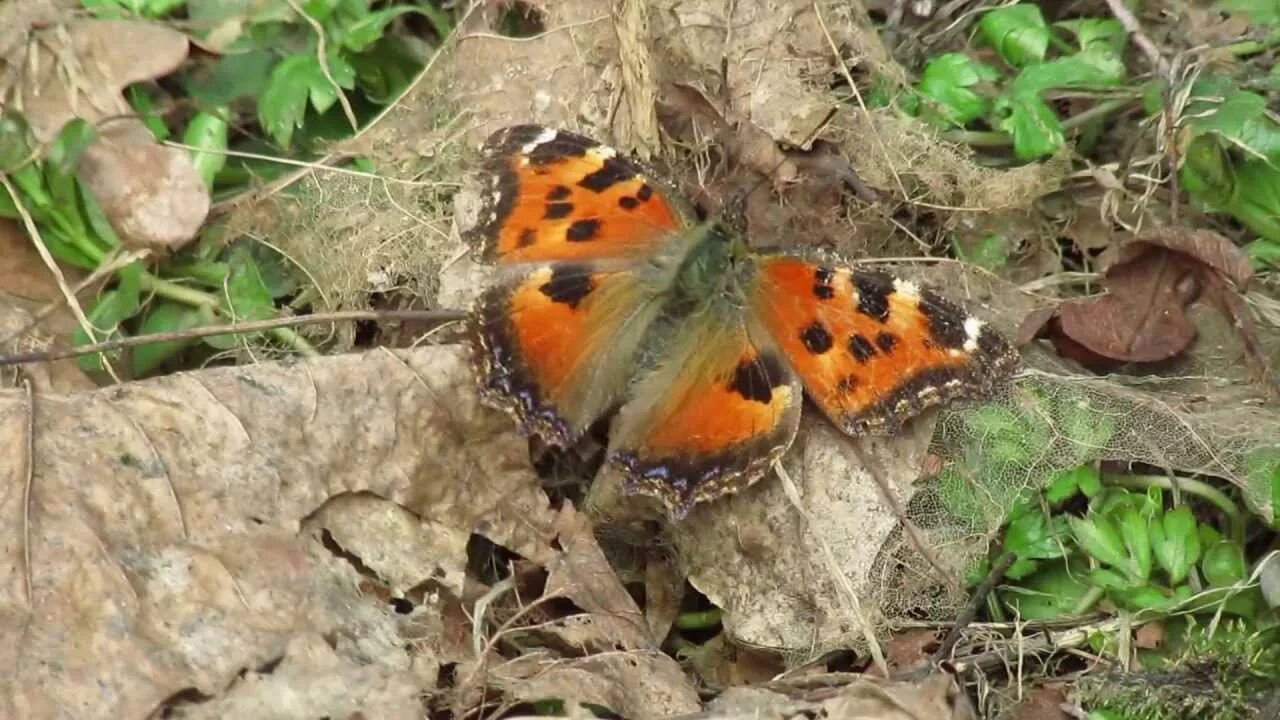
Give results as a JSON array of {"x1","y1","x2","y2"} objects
[
  {"x1": 0, "y1": 345, "x2": 558, "y2": 719},
  {"x1": 0, "y1": 220, "x2": 95, "y2": 392},
  {"x1": 166, "y1": 633, "x2": 426, "y2": 720},
  {"x1": 1029, "y1": 227, "x2": 1266, "y2": 375},
  {"x1": 1, "y1": 19, "x2": 207, "y2": 251},
  {"x1": 707, "y1": 673, "x2": 974, "y2": 719},
  {"x1": 531, "y1": 504, "x2": 652, "y2": 652},
  {"x1": 485, "y1": 650, "x2": 700, "y2": 719},
  {"x1": 1010, "y1": 684, "x2": 1071, "y2": 720},
  {"x1": 643, "y1": 550, "x2": 684, "y2": 643}
]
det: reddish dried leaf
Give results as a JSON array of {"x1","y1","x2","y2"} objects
[
  {"x1": 1118, "y1": 227, "x2": 1252, "y2": 287},
  {"x1": 1058, "y1": 250, "x2": 1199, "y2": 362}
]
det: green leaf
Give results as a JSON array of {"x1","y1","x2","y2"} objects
[
  {"x1": 184, "y1": 49, "x2": 276, "y2": 107},
  {"x1": 132, "y1": 301, "x2": 204, "y2": 376},
  {"x1": 1046, "y1": 465, "x2": 1101, "y2": 504},
  {"x1": 1055, "y1": 18, "x2": 1126, "y2": 54},
  {"x1": 1112, "y1": 583, "x2": 1174, "y2": 611},
  {"x1": 73, "y1": 262, "x2": 143, "y2": 373},
  {"x1": 1001, "y1": 561, "x2": 1089, "y2": 619},
  {"x1": 1152, "y1": 507, "x2": 1202, "y2": 585},
  {"x1": 954, "y1": 233, "x2": 1011, "y2": 270},
  {"x1": 1185, "y1": 74, "x2": 1280, "y2": 164},
  {"x1": 184, "y1": 110, "x2": 230, "y2": 189},
  {"x1": 1117, "y1": 504, "x2": 1153, "y2": 581},
  {"x1": 1241, "y1": 444, "x2": 1280, "y2": 524},
  {"x1": 45, "y1": 119, "x2": 98, "y2": 210},
  {"x1": 1069, "y1": 514, "x2": 1129, "y2": 570},
  {"x1": 10, "y1": 163, "x2": 52, "y2": 211},
  {"x1": 0, "y1": 182, "x2": 17, "y2": 219},
  {"x1": 47, "y1": 119, "x2": 97, "y2": 179},
  {"x1": 1220, "y1": 0, "x2": 1280, "y2": 25},
  {"x1": 0, "y1": 111, "x2": 36, "y2": 171},
  {"x1": 259, "y1": 54, "x2": 316, "y2": 148},
  {"x1": 127, "y1": 85, "x2": 171, "y2": 141},
  {"x1": 978, "y1": 4, "x2": 1049, "y2": 67},
  {"x1": 348, "y1": 34, "x2": 425, "y2": 103},
  {"x1": 206, "y1": 245, "x2": 276, "y2": 349},
  {"x1": 1245, "y1": 237, "x2": 1280, "y2": 270},
  {"x1": 1201, "y1": 540, "x2": 1247, "y2": 587},
  {"x1": 1005, "y1": 505, "x2": 1069, "y2": 562},
  {"x1": 996, "y1": 94, "x2": 1064, "y2": 160},
  {"x1": 342, "y1": 5, "x2": 419, "y2": 52},
  {"x1": 306, "y1": 49, "x2": 357, "y2": 114},
  {"x1": 78, "y1": 180, "x2": 120, "y2": 253}
]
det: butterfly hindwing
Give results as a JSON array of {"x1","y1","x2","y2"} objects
[
  {"x1": 465, "y1": 125, "x2": 688, "y2": 264},
  {"x1": 606, "y1": 307, "x2": 803, "y2": 518},
  {"x1": 749, "y1": 256, "x2": 1019, "y2": 436},
  {"x1": 467, "y1": 261, "x2": 665, "y2": 445}
]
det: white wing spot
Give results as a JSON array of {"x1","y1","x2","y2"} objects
[
  {"x1": 892, "y1": 279, "x2": 920, "y2": 299},
  {"x1": 590, "y1": 145, "x2": 618, "y2": 160},
  {"x1": 521, "y1": 128, "x2": 558, "y2": 154},
  {"x1": 963, "y1": 316, "x2": 985, "y2": 352}
]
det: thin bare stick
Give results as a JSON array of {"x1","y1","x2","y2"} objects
[
  {"x1": 929, "y1": 550, "x2": 1018, "y2": 669},
  {"x1": 1102, "y1": 0, "x2": 1169, "y2": 77},
  {"x1": 21, "y1": 377, "x2": 35, "y2": 607},
  {"x1": 0, "y1": 309, "x2": 467, "y2": 368},
  {"x1": 773, "y1": 459, "x2": 889, "y2": 676}
]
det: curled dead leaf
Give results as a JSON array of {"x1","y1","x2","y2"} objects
[{"x1": 1, "y1": 19, "x2": 207, "y2": 251}]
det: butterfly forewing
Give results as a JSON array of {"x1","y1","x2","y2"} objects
[
  {"x1": 748, "y1": 256, "x2": 1020, "y2": 436},
  {"x1": 465, "y1": 125, "x2": 688, "y2": 264}
]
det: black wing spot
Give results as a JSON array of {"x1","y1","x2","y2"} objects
[
  {"x1": 547, "y1": 185, "x2": 571, "y2": 201},
  {"x1": 800, "y1": 321, "x2": 834, "y2": 354},
  {"x1": 517, "y1": 228, "x2": 537, "y2": 247},
  {"x1": 848, "y1": 334, "x2": 877, "y2": 363},
  {"x1": 636, "y1": 183, "x2": 653, "y2": 201},
  {"x1": 618, "y1": 196, "x2": 640, "y2": 210},
  {"x1": 813, "y1": 284, "x2": 834, "y2": 300},
  {"x1": 875, "y1": 331, "x2": 898, "y2": 353},
  {"x1": 727, "y1": 354, "x2": 786, "y2": 404},
  {"x1": 815, "y1": 266, "x2": 835, "y2": 284},
  {"x1": 566, "y1": 218, "x2": 600, "y2": 242},
  {"x1": 539, "y1": 266, "x2": 593, "y2": 308},
  {"x1": 918, "y1": 289, "x2": 970, "y2": 349},
  {"x1": 545, "y1": 202, "x2": 574, "y2": 219},
  {"x1": 578, "y1": 158, "x2": 636, "y2": 192},
  {"x1": 852, "y1": 272, "x2": 893, "y2": 322}
]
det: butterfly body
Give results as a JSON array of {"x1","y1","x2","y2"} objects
[{"x1": 464, "y1": 125, "x2": 1019, "y2": 518}]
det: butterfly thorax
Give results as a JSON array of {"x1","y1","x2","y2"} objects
[{"x1": 666, "y1": 221, "x2": 747, "y2": 314}]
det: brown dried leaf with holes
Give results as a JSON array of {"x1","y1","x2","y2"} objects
[{"x1": 0, "y1": 18, "x2": 207, "y2": 252}]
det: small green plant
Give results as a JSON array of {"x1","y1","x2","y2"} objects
[
  {"x1": 909, "y1": 3, "x2": 1129, "y2": 160},
  {"x1": 0, "y1": 113, "x2": 304, "y2": 376}
]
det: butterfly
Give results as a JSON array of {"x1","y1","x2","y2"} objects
[{"x1": 463, "y1": 125, "x2": 1020, "y2": 518}]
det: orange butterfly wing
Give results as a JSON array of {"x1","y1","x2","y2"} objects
[
  {"x1": 468, "y1": 262, "x2": 664, "y2": 445},
  {"x1": 606, "y1": 309, "x2": 803, "y2": 517},
  {"x1": 465, "y1": 126, "x2": 686, "y2": 264},
  {"x1": 749, "y1": 257, "x2": 1019, "y2": 436}
]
